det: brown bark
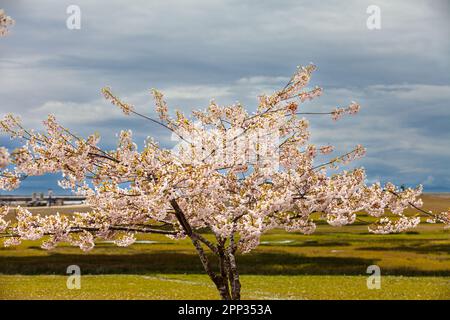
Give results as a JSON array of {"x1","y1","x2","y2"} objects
[
  {"x1": 226, "y1": 231, "x2": 241, "y2": 300},
  {"x1": 190, "y1": 233, "x2": 231, "y2": 300},
  {"x1": 170, "y1": 199, "x2": 237, "y2": 300}
]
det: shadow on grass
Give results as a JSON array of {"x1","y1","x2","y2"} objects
[
  {"x1": 0, "y1": 251, "x2": 448, "y2": 276},
  {"x1": 261, "y1": 240, "x2": 351, "y2": 247},
  {"x1": 357, "y1": 243, "x2": 450, "y2": 254}
]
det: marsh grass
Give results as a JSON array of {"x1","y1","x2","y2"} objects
[{"x1": 0, "y1": 194, "x2": 449, "y2": 299}]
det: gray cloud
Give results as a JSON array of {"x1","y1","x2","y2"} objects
[{"x1": 0, "y1": 0, "x2": 449, "y2": 193}]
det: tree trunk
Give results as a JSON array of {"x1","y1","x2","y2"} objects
[
  {"x1": 227, "y1": 250, "x2": 241, "y2": 300},
  {"x1": 190, "y1": 235, "x2": 232, "y2": 300},
  {"x1": 191, "y1": 236, "x2": 242, "y2": 300},
  {"x1": 169, "y1": 200, "x2": 241, "y2": 300}
]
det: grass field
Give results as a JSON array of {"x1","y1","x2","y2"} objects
[{"x1": 0, "y1": 194, "x2": 449, "y2": 300}]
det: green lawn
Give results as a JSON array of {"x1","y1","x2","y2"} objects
[
  {"x1": 0, "y1": 194, "x2": 449, "y2": 299},
  {"x1": 1, "y1": 275, "x2": 448, "y2": 300}
]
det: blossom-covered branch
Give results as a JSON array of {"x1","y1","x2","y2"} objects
[{"x1": 0, "y1": 9, "x2": 14, "y2": 36}]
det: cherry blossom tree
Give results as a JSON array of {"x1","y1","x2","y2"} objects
[{"x1": 1, "y1": 22, "x2": 449, "y2": 298}]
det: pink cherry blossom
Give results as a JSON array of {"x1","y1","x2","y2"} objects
[
  {"x1": 0, "y1": 147, "x2": 9, "y2": 168},
  {"x1": 0, "y1": 9, "x2": 14, "y2": 36}
]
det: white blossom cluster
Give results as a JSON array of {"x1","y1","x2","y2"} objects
[{"x1": 0, "y1": 9, "x2": 14, "y2": 36}]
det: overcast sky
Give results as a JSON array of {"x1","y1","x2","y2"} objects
[{"x1": 0, "y1": 0, "x2": 449, "y2": 194}]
